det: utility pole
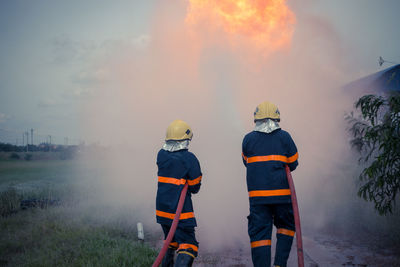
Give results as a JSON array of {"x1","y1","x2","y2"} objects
[
  {"x1": 31, "y1": 128, "x2": 33, "y2": 145},
  {"x1": 26, "y1": 131, "x2": 29, "y2": 152},
  {"x1": 22, "y1": 133, "x2": 25, "y2": 146},
  {"x1": 49, "y1": 135, "x2": 52, "y2": 152}
]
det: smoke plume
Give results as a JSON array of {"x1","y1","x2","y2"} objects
[{"x1": 79, "y1": 0, "x2": 378, "y2": 252}]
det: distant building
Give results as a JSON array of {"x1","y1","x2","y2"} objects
[{"x1": 343, "y1": 64, "x2": 400, "y2": 96}]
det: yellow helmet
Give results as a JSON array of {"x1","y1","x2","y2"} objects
[
  {"x1": 165, "y1": 119, "x2": 193, "y2": 141},
  {"x1": 254, "y1": 101, "x2": 280, "y2": 122}
]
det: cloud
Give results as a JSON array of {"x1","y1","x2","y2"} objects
[
  {"x1": 51, "y1": 34, "x2": 151, "y2": 65},
  {"x1": 0, "y1": 113, "x2": 9, "y2": 123},
  {"x1": 37, "y1": 98, "x2": 58, "y2": 108},
  {"x1": 64, "y1": 87, "x2": 95, "y2": 100},
  {"x1": 71, "y1": 68, "x2": 110, "y2": 85},
  {"x1": 56, "y1": 34, "x2": 151, "y2": 101},
  {"x1": 51, "y1": 35, "x2": 98, "y2": 64},
  {"x1": 130, "y1": 34, "x2": 151, "y2": 48}
]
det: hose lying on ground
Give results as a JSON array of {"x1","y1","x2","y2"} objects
[
  {"x1": 152, "y1": 183, "x2": 188, "y2": 267},
  {"x1": 285, "y1": 165, "x2": 304, "y2": 267}
]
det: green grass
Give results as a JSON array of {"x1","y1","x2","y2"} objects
[
  {"x1": 0, "y1": 159, "x2": 158, "y2": 267},
  {"x1": 0, "y1": 160, "x2": 80, "y2": 189},
  {"x1": 0, "y1": 187, "x2": 21, "y2": 216},
  {"x1": 0, "y1": 206, "x2": 157, "y2": 267}
]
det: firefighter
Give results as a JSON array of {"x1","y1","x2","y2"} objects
[
  {"x1": 156, "y1": 119, "x2": 202, "y2": 267},
  {"x1": 242, "y1": 101, "x2": 299, "y2": 267}
]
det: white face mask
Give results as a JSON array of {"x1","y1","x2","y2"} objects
[
  {"x1": 162, "y1": 140, "x2": 190, "y2": 152},
  {"x1": 254, "y1": 119, "x2": 280, "y2": 133}
]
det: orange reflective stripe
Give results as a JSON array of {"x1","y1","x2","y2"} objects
[
  {"x1": 188, "y1": 176, "x2": 202, "y2": 186},
  {"x1": 247, "y1": 155, "x2": 287, "y2": 163},
  {"x1": 169, "y1": 242, "x2": 178, "y2": 248},
  {"x1": 156, "y1": 210, "x2": 195, "y2": 220},
  {"x1": 249, "y1": 189, "x2": 291, "y2": 197},
  {"x1": 158, "y1": 176, "x2": 186, "y2": 185},
  {"x1": 246, "y1": 152, "x2": 298, "y2": 164},
  {"x1": 287, "y1": 152, "x2": 298, "y2": 163},
  {"x1": 242, "y1": 153, "x2": 248, "y2": 161},
  {"x1": 251, "y1": 240, "x2": 271, "y2": 248},
  {"x1": 277, "y1": 228, "x2": 295, "y2": 237},
  {"x1": 178, "y1": 243, "x2": 198, "y2": 252}
]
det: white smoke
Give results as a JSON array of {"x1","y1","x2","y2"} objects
[{"x1": 79, "y1": 0, "x2": 382, "y2": 252}]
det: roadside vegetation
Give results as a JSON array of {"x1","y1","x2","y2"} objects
[
  {"x1": 0, "y1": 157, "x2": 157, "y2": 267},
  {"x1": 347, "y1": 92, "x2": 400, "y2": 215}
]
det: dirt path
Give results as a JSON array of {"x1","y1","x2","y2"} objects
[{"x1": 192, "y1": 233, "x2": 400, "y2": 266}]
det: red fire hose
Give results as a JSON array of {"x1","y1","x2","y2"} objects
[
  {"x1": 152, "y1": 183, "x2": 189, "y2": 267},
  {"x1": 285, "y1": 165, "x2": 304, "y2": 267}
]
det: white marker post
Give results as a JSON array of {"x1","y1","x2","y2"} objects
[{"x1": 137, "y1": 222, "x2": 144, "y2": 242}]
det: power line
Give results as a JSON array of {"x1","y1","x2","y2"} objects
[{"x1": 0, "y1": 127, "x2": 83, "y2": 146}]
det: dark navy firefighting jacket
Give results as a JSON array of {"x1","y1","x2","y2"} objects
[
  {"x1": 242, "y1": 129, "x2": 298, "y2": 205},
  {"x1": 156, "y1": 149, "x2": 202, "y2": 228}
]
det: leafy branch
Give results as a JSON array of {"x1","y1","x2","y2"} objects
[{"x1": 347, "y1": 93, "x2": 400, "y2": 215}]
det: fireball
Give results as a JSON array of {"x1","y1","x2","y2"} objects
[{"x1": 186, "y1": 0, "x2": 296, "y2": 54}]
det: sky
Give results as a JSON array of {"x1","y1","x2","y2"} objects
[
  {"x1": 0, "y1": 0, "x2": 155, "y2": 144},
  {"x1": 0, "y1": 0, "x2": 399, "y2": 145}
]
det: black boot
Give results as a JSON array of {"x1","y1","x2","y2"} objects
[
  {"x1": 161, "y1": 248, "x2": 175, "y2": 267},
  {"x1": 174, "y1": 252, "x2": 194, "y2": 267}
]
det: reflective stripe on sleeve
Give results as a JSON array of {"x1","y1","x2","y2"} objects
[
  {"x1": 169, "y1": 242, "x2": 178, "y2": 249},
  {"x1": 277, "y1": 228, "x2": 295, "y2": 237},
  {"x1": 242, "y1": 153, "x2": 248, "y2": 161},
  {"x1": 246, "y1": 152, "x2": 298, "y2": 164},
  {"x1": 178, "y1": 243, "x2": 198, "y2": 252},
  {"x1": 158, "y1": 176, "x2": 186, "y2": 185},
  {"x1": 251, "y1": 239, "x2": 271, "y2": 248},
  {"x1": 188, "y1": 176, "x2": 202, "y2": 186},
  {"x1": 156, "y1": 210, "x2": 195, "y2": 220},
  {"x1": 287, "y1": 152, "x2": 299, "y2": 163},
  {"x1": 248, "y1": 189, "x2": 291, "y2": 197}
]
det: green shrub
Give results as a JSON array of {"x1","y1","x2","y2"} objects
[
  {"x1": 60, "y1": 150, "x2": 75, "y2": 160},
  {"x1": 24, "y1": 154, "x2": 33, "y2": 161},
  {"x1": 9, "y1": 153, "x2": 20, "y2": 160},
  {"x1": 0, "y1": 188, "x2": 22, "y2": 217},
  {"x1": 347, "y1": 93, "x2": 400, "y2": 215}
]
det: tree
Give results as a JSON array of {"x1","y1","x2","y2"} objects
[{"x1": 347, "y1": 92, "x2": 400, "y2": 215}]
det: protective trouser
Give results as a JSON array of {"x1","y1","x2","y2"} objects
[
  {"x1": 248, "y1": 204, "x2": 295, "y2": 267},
  {"x1": 161, "y1": 224, "x2": 199, "y2": 262},
  {"x1": 162, "y1": 247, "x2": 175, "y2": 267},
  {"x1": 175, "y1": 253, "x2": 194, "y2": 267}
]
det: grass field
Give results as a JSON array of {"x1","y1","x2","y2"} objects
[
  {"x1": 0, "y1": 157, "x2": 157, "y2": 267},
  {"x1": 0, "y1": 159, "x2": 78, "y2": 187}
]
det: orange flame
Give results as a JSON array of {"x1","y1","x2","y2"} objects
[{"x1": 186, "y1": 0, "x2": 296, "y2": 55}]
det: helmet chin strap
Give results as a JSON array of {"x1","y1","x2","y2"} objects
[{"x1": 162, "y1": 140, "x2": 190, "y2": 152}]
